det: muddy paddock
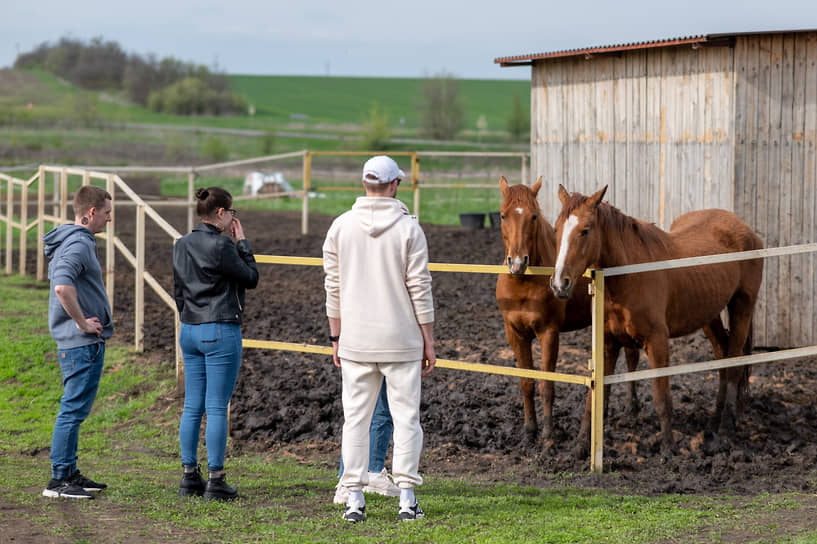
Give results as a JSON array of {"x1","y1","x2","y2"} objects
[{"x1": 107, "y1": 202, "x2": 817, "y2": 497}]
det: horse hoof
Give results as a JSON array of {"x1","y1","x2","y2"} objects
[
  {"x1": 523, "y1": 429, "x2": 539, "y2": 448},
  {"x1": 702, "y1": 431, "x2": 727, "y2": 456},
  {"x1": 570, "y1": 442, "x2": 590, "y2": 459},
  {"x1": 541, "y1": 438, "x2": 557, "y2": 454}
]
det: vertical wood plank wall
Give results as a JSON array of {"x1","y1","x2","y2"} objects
[{"x1": 530, "y1": 32, "x2": 817, "y2": 348}]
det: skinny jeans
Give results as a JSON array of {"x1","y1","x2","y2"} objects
[
  {"x1": 50, "y1": 342, "x2": 105, "y2": 480},
  {"x1": 340, "y1": 359, "x2": 423, "y2": 491},
  {"x1": 179, "y1": 322, "x2": 242, "y2": 472}
]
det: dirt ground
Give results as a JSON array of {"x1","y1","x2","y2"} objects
[{"x1": 100, "y1": 196, "x2": 817, "y2": 500}]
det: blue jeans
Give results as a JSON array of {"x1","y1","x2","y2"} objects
[
  {"x1": 179, "y1": 322, "x2": 242, "y2": 472},
  {"x1": 50, "y1": 342, "x2": 105, "y2": 480},
  {"x1": 338, "y1": 377, "x2": 392, "y2": 477}
]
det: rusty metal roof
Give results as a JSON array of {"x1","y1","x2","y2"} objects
[{"x1": 494, "y1": 30, "x2": 817, "y2": 67}]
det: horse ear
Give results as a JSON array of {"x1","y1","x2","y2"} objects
[
  {"x1": 499, "y1": 176, "x2": 509, "y2": 196},
  {"x1": 531, "y1": 176, "x2": 542, "y2": 196},
  {"x1": 558, "y1": 184, "x2": 570, "y2": 205},
  {"x1": 588, "y1": 185, "x2": 608, "y2": 209}
]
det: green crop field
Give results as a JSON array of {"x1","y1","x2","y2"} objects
[
  {"x1": 229, "y1": 74, "x2": 529, "y2": 132},
  {"x1": 0, "y1": 69, "x2": 529, "y2": 137}
]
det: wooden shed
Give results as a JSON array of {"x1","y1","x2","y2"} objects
[{"x1": 496, "y1": 30, "x2": 817, "y2": 348}]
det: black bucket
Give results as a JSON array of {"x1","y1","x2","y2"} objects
[
  {"x1": 489, "y1": 211, "x2": 501, "y2": 228},
  {"x1": 459, "y1": 213, "x2": 485, "y2": 229}
]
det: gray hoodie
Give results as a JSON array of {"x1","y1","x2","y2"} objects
[{"x1": 43, "y1": 224, "x2": 113, "y2": 349}]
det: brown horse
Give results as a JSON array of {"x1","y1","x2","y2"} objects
[
  {"x1": 496, "y1": 177, "x2": 640, "y2": 448},
  {"x1": 550, "y1": 184, "x2": 763, "y2": 455}
]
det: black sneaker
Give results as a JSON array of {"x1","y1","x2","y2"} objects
[
  {"x1": 42, "y1": 479, "x2": 94, "y2": 499},
  {"x1": 179, "y1": 465, "x2": 206, "y2": 497},
  {"x1": 69, "y1": 471, "x2": 107, "y2": 492},
  {"x1": 203, "y1": 475, "x2": 238, "y2": 501},
  {"x1": 342, "y1": 502, "x2": 366, "y2": 523},
  {"x1": 398, "y1": 501, "x2": 425, "y2": 521}
]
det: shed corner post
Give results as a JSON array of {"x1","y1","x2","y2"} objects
[{"x1": 589, "y1": 268, "x2": 605, "y2": 473}]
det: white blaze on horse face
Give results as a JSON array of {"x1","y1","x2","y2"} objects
[
  {"x1": 515, "y1": 207, "x2": 523, "y2": 215},
  {"x1": 553, "y1": 214, "x2": 579, "y2": 287}
]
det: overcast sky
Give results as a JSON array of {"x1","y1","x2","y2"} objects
[{"x1": 2, "y1": 0, "x2": 815, "y2": 80}]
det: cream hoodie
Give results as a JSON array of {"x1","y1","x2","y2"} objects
[{"x1": 323, "y1": 197, "x2": 434, "y2": 363}]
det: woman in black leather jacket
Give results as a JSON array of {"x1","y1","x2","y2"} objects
[{"x1": 172, "y1": 187, "x2": 258, "y2": 501}]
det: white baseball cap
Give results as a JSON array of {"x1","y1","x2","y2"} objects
[{"x1": 362, "y1": 155, "x2": 405, "y2": 184}]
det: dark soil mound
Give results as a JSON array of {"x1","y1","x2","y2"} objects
[{"x1": 110, "y1": 204, "x2": 817, "y2": 496}]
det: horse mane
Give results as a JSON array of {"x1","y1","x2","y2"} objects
[{"x1": 561, "y1": 193, "x2": 671, "y2": 261}]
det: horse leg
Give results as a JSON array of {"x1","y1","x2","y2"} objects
[
  {"x1": 622, "y1": 347, "x2": 640, "y2": 416},
  {"x1": 644, "y1": 332, "x2": 675, "y2": 456},
  {"x1": 702, "y1": 317, "x2": 729, "y2": 430},
  {"x1": 505, "y1": 322, "x2": 538, "y2": 446},
  {"x1": 719, "y1": 294, "x2": 755, "y2": 439},
  {"x1": 572, "y1": 333, "x2": 619, "y2": 459},
  {"x1": 537, "y1": 327, "x2": 560, "y2": 443},
  {"x1": 603, "y1": 340, "x2": 622, "y2": 419}
]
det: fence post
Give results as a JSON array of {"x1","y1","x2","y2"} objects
[
  {"x1": 175, "y1": 310, "x2": 184, "y2": 393},
  {"x1": 412, "y1": 152, "x2": 420, "y2": 218},
  {"x1": 521, "y1": 153, "x2": 528, "y2": 185},
  {"x1": 106, "y1": 175, "x2": 116, "y2": 312},
  {"x1": 187, "y1": 170, "x2": 195, "y2": 233},
  {"x1": 59, "y1": 168, "x2": 68, "y2": 223},
  {"x1": 589, "y1": 269, "x2": 605, "y2": 473},
  {"x1": 302, "y1": 151, "x2": 311, "y2": 235},
  {"x1": 18, "y1": 177, "x2": 28, "y2": 276},
  {"x1": 5, "y1": 176, "x2": 14, "y2": 275},
  {"x1": 135, "y1": 203, "x2": 145, "y2": 352},
  {"x1": 36, "y1": 167, "x2": 46, "y2": 282}
]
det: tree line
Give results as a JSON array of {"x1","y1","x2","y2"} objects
[{"x1": 14, "y1": 37, "x2": 246, "y2": 116}]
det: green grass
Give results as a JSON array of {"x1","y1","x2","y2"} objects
[
  {"x1": 229, "y1": 74, "x2": 530, "y2": 133},
  {"x1": 1, "y1": 69, "x2": 529, "y2": 138},
  {"x1": 162, "y1": 175, "x2": 502, "y2": 226},
  {"x1": 1, "y1": 275, "x2": 815, "y2": 543}
]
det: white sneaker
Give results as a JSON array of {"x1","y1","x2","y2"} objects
[
  {"x1": 333, "y1": 481, "x2": 348, "y2": 505},
  {"x1": 363, "y1": 468, "x2": 400, "y2": 497}
]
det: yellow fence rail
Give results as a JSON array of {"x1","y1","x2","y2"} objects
[
  {"x1": 250, "y1": 245, "x2": 817, "y2": 473},
  {"x1": 3, "y1": 162, "x2": 815, "y2": 474}
]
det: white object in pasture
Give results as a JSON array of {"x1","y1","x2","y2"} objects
[{"x1": 243, "y1": 172, "x2": 294, "y2": 196}]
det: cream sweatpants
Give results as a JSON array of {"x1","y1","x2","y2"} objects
[{"x1": 339, "y1": 358, "x2": 424, "y2": 491}]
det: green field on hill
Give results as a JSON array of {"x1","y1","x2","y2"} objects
[
  {"x1": 0, "y1": 69, "x2": 529, "y2": 137},
  {"x1": 229, "y1": 74, "x2": 529, "y2": 132}
]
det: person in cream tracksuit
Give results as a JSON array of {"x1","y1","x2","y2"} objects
[{"x1": 323, "y1": 155, "x2": 436, "y2": 523}]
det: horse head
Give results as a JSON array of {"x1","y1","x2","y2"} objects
[
  {"x1": 551, "y1": 184, "x2": 607, "y2": 299},
  {"x1": 499, "y1": 175, "x2": 545, "y2": 275}
]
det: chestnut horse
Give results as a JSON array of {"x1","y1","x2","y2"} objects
[
  {"x1": 496, "y1": 177, "x2": 639, "y2": 448},
  {"x1": 551, "y1": 185, "x2": 763, "y2": 455}
]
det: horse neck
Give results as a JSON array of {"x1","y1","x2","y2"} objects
[
  {"x1": 597, "y1": 204, "x2": 673, "y2": 267},
  {"x1": 530, "y1": 216, "x2": 557, "y2": 266}
]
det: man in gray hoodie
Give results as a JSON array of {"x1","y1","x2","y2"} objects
[
  {"x1": 41, "y1": 184, "x2": 113, "y2": 499},
  {"x1": 323, "y1": 155, "x2": 436, "y2": 523}
]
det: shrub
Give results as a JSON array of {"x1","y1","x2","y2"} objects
[
  {"x1": 505, "y1": 93, "x2": 530, "y2": 142},
  {"x1": 360, "y1": 102, "x2": 391, "y2": 150},
  {"x1": 259, "y1": 131, "x2": 276, "y2": 155},
  {"x1": 418, "y1": 72, "x2": 465, "y2": 140},
  {"x1": 201, "y1": 136, "x2": 229, "y2": 163}
]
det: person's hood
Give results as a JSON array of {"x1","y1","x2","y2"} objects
[
  {"x1": 352, "y1": 197, "x2": 410, "y2": 237},
  {"x1": 43, "y1": 224, "x2": 94, "y2": 259}
]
